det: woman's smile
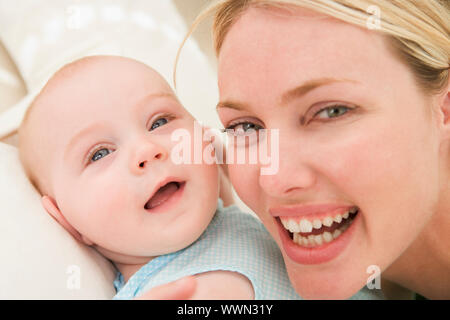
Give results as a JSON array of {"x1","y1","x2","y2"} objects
[{"x1": 270, "y1": 204, "x2": 360, "y2": 264}]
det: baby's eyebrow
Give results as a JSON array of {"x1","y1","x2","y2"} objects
[
  {"x1": 133, "y1": 92, "x2": 179, "y2": 112},
  {"x1": 64, "y1": 123, "x2": 103, "y2": 161}
]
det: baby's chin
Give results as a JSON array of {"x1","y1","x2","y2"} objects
[{"x1": 93, "y1": 245, "x2": 154, "y2": 266}]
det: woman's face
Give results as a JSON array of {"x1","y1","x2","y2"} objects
[{"x1": 217, "y1": 7, "x2": 444, "y2": 299}]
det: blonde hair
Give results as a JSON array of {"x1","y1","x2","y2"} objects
[{"x1": 176, "y1": 0, "x2": 449, "y2": 95}]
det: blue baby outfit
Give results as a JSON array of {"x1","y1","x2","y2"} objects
[{"x1": 113, "y1": 200, "x2": 383, "y2": 300}]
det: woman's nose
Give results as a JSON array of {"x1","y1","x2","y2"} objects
[
  {"x1": 129, "y1": 138, "x2": 168, "y2": 174},
  {"x1": 258, "y1": 138, "x2": 316, "y2": 198}
]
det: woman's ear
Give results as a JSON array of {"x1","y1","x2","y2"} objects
[
  {"x1": 41, "y1": 195, "x2": 92, "y2": 245},
  {"x1": 437, "y1": 83, "x2": 450, "y2": 126}
]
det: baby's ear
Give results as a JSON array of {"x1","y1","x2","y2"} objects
[{"x1": 41, "y1": 196, "x2": 83, "y2": 243}]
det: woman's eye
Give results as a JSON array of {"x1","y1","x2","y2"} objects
[
  {"x1": 314, "y1": 105, "x2": 350, "y2": 120},
  {"x1": 149, "y1": 117, "x2": 169, "y2": 131},
  {"x1": 225, "y1": 122, "x2": 263, "y2": 135},
  {"x1": 91, "y1": 148, "x2": 113, "y2": 162}
]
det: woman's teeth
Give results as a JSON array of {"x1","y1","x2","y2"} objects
[
  {"x1": 280, "y1": 208, "x2": 358, "y2": 247},
  {"x1": 292, "y1": 221, "x2": 349, "y2": 246}
]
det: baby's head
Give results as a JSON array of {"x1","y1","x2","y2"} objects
[{"x1": 19, "y1": 55, "x2": 219, "y2": 265}]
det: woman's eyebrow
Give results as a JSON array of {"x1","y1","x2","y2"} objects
[
  {"x1": 281, "y1": 77, "x2": 359, "y2": 104},
  {"x1": 216, "y1": 77, "x2": 358, "y2": 111},
  {"x1": 216, "y1": 100, "x2": 249, "y2": 111}
]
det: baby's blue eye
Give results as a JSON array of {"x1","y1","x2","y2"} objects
[
  {"x1": 91, "y1": 148, "x2": 113, "y2": 162},
  {"x1": 150, "y1": 118, "x2": 168, "y2": 131}
]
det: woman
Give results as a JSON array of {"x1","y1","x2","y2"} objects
[{"x1": 147, "y1": 0, "x2": 450, "y2": 299}]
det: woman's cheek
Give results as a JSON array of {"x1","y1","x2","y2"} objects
[{"x1": 323, "y1": 120, "x2": 437, "y2": 251}]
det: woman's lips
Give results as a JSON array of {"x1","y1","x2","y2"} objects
[
  {"x1": 269, "y1": 203, "x2": 356, "y2": 218},
  {"x1": 271, "y1": 204, "x2": 360, "y2": 265}
]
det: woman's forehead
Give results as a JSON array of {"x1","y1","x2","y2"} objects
[
  {"x1": 217, "y1": 6, "x2": 400, "y2": 103},
  {"x1": 219, "y1": 6, "x2": 379, "y2": 66}
]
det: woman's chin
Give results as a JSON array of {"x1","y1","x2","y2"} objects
[
  {"x1": 284, "y1": 260, "x2": 370, "y2": 300},
  {"x1": 291, "y1": 277, "x2": 367, "y2": 300}
]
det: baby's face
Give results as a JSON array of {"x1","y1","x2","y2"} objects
[{"x1": 30, "y1": 57, "x2": 219, "y2": 263}]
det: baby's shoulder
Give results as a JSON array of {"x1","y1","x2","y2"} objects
[
  {"x1": 208, "y1": 204, "x2": 270, "y2": 239},
  {"x1": 197, "y1": 204, "x2": 280, "y2": 261}
]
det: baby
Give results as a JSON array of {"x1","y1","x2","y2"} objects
[{"x1": 17, "y1": 55, "x2": 303, "y2": 300}]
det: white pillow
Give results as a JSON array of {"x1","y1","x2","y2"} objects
[{"x1": 0, "y1": 142, "x2": 116, "y2": 299}]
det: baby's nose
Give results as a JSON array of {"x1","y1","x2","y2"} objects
[
  {"x1": 130, "y1": 140, "x2": 168, "y2": 173},
  {"x1": 138, "y1": 152, "x2": 164, "y2": 168}
]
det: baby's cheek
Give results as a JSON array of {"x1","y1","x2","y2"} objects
[{"x1": 77, "y1": 182, "x2": 130, "y2": 231}]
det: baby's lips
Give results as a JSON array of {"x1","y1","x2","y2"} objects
[{"x1": 145, "y1": 181, "x2": 180, "y2": 210}]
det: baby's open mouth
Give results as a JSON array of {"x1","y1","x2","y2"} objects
[
  {"x1": 280, "y1": 207, "x2": 359, "y2": 247},
  {"x1": 144, "y1": 181, "x2": 185, "y2": 210}
]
